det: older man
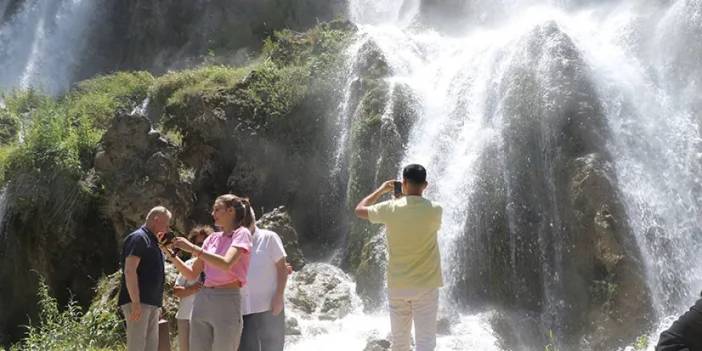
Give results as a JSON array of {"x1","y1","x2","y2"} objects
[{"x1": 117, "y1": 206, "x2": 172, "y2": 351}]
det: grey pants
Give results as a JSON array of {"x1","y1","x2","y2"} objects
[
  {"x1": 177, "y1": 319, "x2": 190, "y2": 351},
  {"x1": 189, "y1": 288, "x2": 243, "y2": 351},
  {"x1": 121, "y1": 303, "x2": 160, "y2": 351},
  {"x1": 240, "y1": 310, "x2": 285, "y2": 351}
]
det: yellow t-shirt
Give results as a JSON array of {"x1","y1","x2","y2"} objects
[{"x1": 367, "y1": 196, "x2": 443, "y2": 289}]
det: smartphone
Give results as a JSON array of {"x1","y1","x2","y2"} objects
[
  {"x1": 160, "y1": 231, "x2": 176, "y2": 246},
  {"x1": 393, "y1": 181, "x2": 402, "y2": 198}
]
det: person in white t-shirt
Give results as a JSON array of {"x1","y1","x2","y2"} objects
[
  {"x1": 239, "y1": 207, "x2": 289, "y2": 351},
  {"x1": 173, "y1": 225, "x2": 212, "y2": 351}
]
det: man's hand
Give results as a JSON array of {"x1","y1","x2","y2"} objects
[
  {"x1": 129, "y1": 303, "x2": 142, "y2": 321},
  {"x1": 355, "y1": 179, "x2": 397, "y2": 219},
  {"x1": 379, "y1": 180, "x2": 396, "y2": 194},
  {"x1": 271, "y1": 294, "x2": 284, "y2": 316}
]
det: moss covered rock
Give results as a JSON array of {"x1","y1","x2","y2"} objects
[
  {"x1": 341, "y1": 40, "x2": 421, "y2": 310},
  {"x1": 257, "y1": 206, "x2": 306, "y2": 270}
]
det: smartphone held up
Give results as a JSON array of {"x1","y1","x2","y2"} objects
[{"x1": 393, "y1": 181, "x2": 403, "y2": 198}]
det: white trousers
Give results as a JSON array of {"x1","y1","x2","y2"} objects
[{"x1": 388, "y1": 288, "x2": 439, "y2": 351}]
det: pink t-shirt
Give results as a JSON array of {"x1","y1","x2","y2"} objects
[{"x1": 201, "y1": 227, "x2": 252, "y2": 287}]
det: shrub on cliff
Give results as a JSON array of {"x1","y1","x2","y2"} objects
[
  {"x1": 0, "y1": 72, "x2": 153, "y2": 187},
  {"x1": 149, "y1": 20, "x2": 354, "y2": 141}
]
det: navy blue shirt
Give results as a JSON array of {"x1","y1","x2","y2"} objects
[{"x1": 118, "y1": 226, "x2": 165, "y2": 307}]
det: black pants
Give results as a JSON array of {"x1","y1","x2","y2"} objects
[
  {"x1": 239, "y1": 310, "x2": 285, "y2": 351},
  {"x1": 657, "y1": 299, "x2": 702, "y2": 351}
]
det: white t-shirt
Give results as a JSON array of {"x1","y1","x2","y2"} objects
[
  {"x1": 175, "y1": 258, "x2": 199, "y2": 320},
  {"x1": 241, "y1": 227, "x2": 287, "y2": 315}
]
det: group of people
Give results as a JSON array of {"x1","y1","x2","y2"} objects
[
  {"x1": 115, "y1": 163, "x2": 465, "y2": 351},
  {"x1": 115, "y1": 161, "x2": 702, "y2": 351},
  {"x1": 118, "y1": 194, "x2": 288, "y2": 351}
]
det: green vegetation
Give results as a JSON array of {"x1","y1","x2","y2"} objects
[
  {"x1": 10, "y1": 276, "x2": 125, "y2": 351},
  {"x1": 633, "y1": 335, "x2": 649, "y2": 350},
  {"x1": 149, "y1": 20, "x2": 353, "y2": 140},
  {"x1": 0, "y1": 72, "x2": 153, "y2": 185},
  {"x1": 544, "y1": 330, "x2": 559, "y2": 351}
]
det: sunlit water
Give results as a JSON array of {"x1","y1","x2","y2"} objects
[
  {"x1": 292, "y1": 0, "x2": 702, "y2": 349},
  {"x1": 0, "y1": 0, "x2": 98, "y2": 94}
]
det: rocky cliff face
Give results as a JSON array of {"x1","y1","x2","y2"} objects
[
  {"x1": 76, "y1": 0, "x2": 349, "y2": 82},
  {"x1": 338, "y1": 39, "x2": 421, "y2": 310},
  {"x1": 456, "y1": 22, "x2": 651, "y2": 349},
  {"x1": 0, "y1": 20, "x2": 356, "y2": 346}
]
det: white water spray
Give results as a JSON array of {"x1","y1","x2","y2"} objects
[
  {"x1": 294, "y1": 0, "x2": 702, "y2": 349},
  {"x1": 0, "y1": 0, "x2": 99, "y2": 94}
]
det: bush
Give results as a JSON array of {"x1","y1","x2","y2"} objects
[
  {"x1": 150, "y1": 64, "x2": 252, "y2": 114},
  {"x1": 10, "y1": 277, "x2": 125, "y2": 351},
  {"x1": 149, "y1": 21, "x2": 353, "y2": 141}
]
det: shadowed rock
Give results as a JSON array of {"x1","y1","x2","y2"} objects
[
  {"x1": 95, "y1": 110, "x2": 194, "y2": 237},
  {"x1": 257, "y1": 206, "x2": 306, "y2": 271}
]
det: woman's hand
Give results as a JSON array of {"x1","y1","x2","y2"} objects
[
  {"x1": 173, "y1": 237, "x2": 199, "y2": 254},
  {"x1": 189, "y1": 282, "x2": 203, "y2": 294}
]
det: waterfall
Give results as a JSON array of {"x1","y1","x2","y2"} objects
[
  {"x1": 0, "y1": 0, "x2": 99, "y2": 95},
  {"x1": 291, "y1": 0, "x2": 702, "y2": 350}
]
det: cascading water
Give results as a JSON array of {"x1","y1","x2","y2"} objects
[
  {"x1": 0, "y1": 0, "x2": 98, "y2": 95},
  {"x1": 290, "y1": 0, "x2": 702, "y2": 350}
]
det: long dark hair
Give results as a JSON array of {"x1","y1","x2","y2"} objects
[{"x1": 215, "y1": 194, "x2": 254, "y2": 229}]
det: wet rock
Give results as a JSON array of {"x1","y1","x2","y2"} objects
[
  {"x1": 257, "y1": 206, "x2": 306, "y2": 270},
  {"x1": 342, "y1": 39, "x2": 421, "y2": 309},
  {"x1": 285, "y1": 316, "x2": 302, "y2": 335},
  {"x1": 355, "y1": 232, "x2": 387, "y2": 310},
  {"x1": 456, "y1": 22, "x2": 652, "y2": 350},
  {"x1": 436, "y1": 305, "x2": 460, "y2": 336},
  {"x1": 285, "y1": 263, "x2": 360, "y2": 320},
  {"x1": 364, "y1": 336, "x2": 391, "y2": 351}
]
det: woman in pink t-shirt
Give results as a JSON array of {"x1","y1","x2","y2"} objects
[{"x1": 165, "y1": 194, "x2": 253, "y2": 351}]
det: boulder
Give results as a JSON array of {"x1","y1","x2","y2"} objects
[
  {"x1": 364, "y1": 336, "x2": 391, "y2": 351},
  {"x1": 257, "y1": 206, "x2": 306, "y2": 270},
  {"x1": 95, "y1": 110, "x2": 194, "y2": 238},
  {"x1": 285, "y1": 263, "x2": 360, "y2": 320}
]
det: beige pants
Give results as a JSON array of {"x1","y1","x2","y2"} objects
[
  {"x1": 121, "y1": 303, "x2": 160, "y2": 351},
  {"x1": 388, "y1": 288, "x2": 439, "y2": 351},
  {"x1": 177, "y1": 319, "x2": 190, "y2": 351}
]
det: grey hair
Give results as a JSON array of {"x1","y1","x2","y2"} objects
[{"x1": 145, "y1": 206, "x2": 172, "y2": 223}]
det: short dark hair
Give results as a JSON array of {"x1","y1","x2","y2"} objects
[{"x1": 403, "y1": 164, "x2": 427, "y2": 184}]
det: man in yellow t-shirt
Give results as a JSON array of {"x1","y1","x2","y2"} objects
[{"x1": 355, "y1": 164, "x2": 443, "y2": 351}]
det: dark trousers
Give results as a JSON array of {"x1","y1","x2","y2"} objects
[
  {"x1": 239, "y1": 310, "x2": 285, "y2": 351},
  {"x1": 657, "y1": 299, "x2": 702, "y2": 351}
]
